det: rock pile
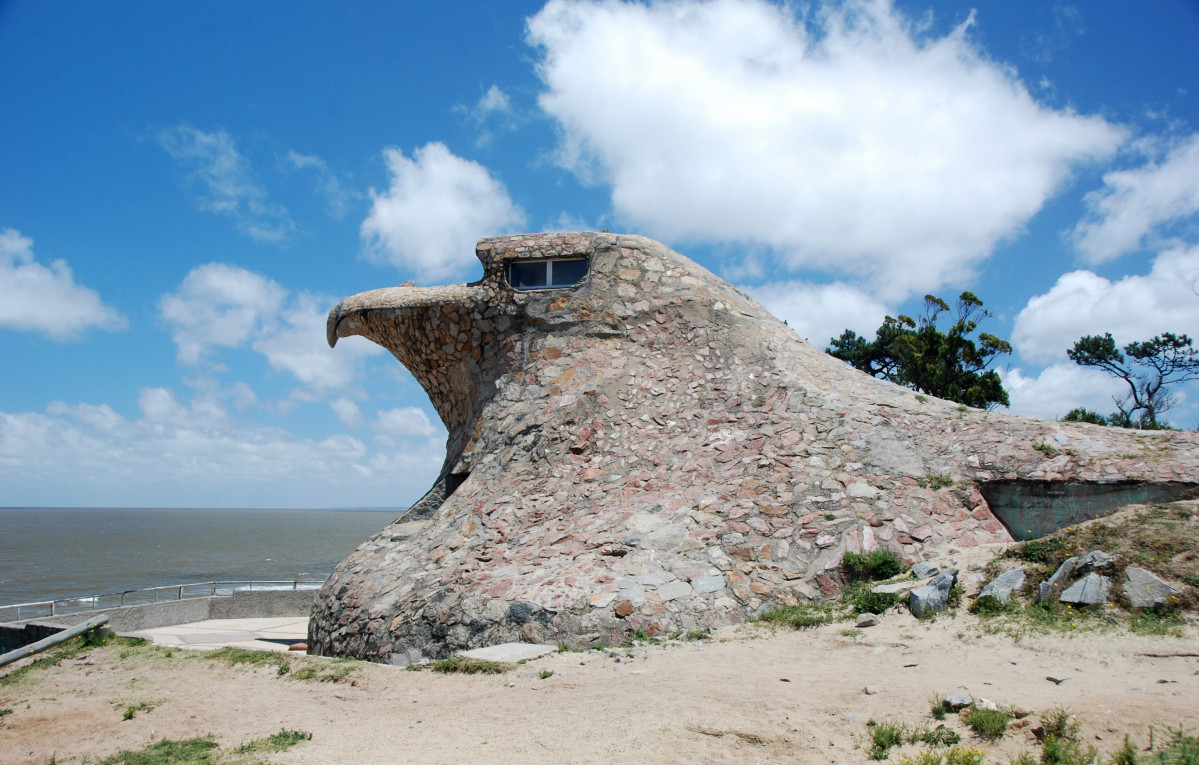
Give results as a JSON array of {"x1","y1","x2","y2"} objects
[{"x1": 311, "y1": 232, "x2": 1199, "y2": 663}]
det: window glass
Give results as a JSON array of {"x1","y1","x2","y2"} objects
[
  {"x1": 508, "y1": 259, "x2": 589, "y2": 290},
  {"x1": 549, "y1": 259, "x2": 588, "y2": 287},
  {"x1": 509, "y1": 261, "x2": 548, "y2": 289}
]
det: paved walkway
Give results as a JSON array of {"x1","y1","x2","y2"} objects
[{"x1": 125, "y1": 617, "x2": 308, "y2": 652}]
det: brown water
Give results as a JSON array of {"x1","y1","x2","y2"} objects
[{"x1": 0, "y1": 507, "x2": 400, "y2": 606}]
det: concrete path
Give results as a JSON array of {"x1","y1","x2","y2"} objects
[{"x1": 125, "y1": 617, "x2": 308, "y2": 652}]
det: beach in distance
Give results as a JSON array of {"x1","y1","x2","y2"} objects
[{"x1": 0, "y1": 507, "x2": 400, "y2": 607}]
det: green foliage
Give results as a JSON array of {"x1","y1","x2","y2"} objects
[
  {"x1": 1062, "y1": 407, "x2": 1109, "y2": 426},
  {"x1": 967, "y1": 594, "x2": 1012, "y2": 617},
  {"x1": 1033, "y1": 443, "x2": 1059, "y2": 456},
  {"x1": 916, "y1": 475, "x2": 954, "y2": 490},
  {"x1": 756, "y1": 602, "x2": 837, "y2": 629},
  {"x1": 1147, "y1": 726, "x2": 1199, "y2": 763},
  {"x1": 828, "y1": 292, "x2": 1012, "y2": 409},
  {"x1": 1068, "y1": 332, "x2": 1199, "y2": 429},
  {"x1": 234, "y1": 728, "x2": 313, "y2": 755},
  {"x1": 929, "y1": 694, "x2": 952, "y2": 721},
  {"x1": 963, "y1": 706, "x2": 1011, "y2": 740},
  {"x1": 1004, "y1": 537, "x2": 1069, "y2": 564},
  {"x1": 1038, "y1": 735, "x2": 1098, "y2": 765},
  {"x1": 96, "y1": 737, "x2": 220, "y2": 765},
  {"x1": 846, "y1": 584, "x2": 899, "y2": 615},
  {"x1": 538, "y1": 669, "x2": 554, "y2": 679},
  {"x1": 431, "y1": 656, "x2": 511, "y2": 675},
  {"x1": 866, "y1": 718, "x2": 908, "y2": 760},
  {"x1": 842, "y1": 549, "x2": 904, "y2": 582},
  {"x1": 1110, "y1": 735, "x2": 1139, "y2": 765}
]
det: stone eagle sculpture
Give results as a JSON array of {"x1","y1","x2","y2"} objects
[{"x1": 311, "y1": 232, "x2": 1198, "y2": 664}]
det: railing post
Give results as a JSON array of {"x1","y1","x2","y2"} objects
[{"x1": 50, "y1": 602, "x2": 55, "y2": 616}]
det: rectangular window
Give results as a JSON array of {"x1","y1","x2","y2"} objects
[{"x1": 508, "y1": 259, "x2": 587, "y2": 290}]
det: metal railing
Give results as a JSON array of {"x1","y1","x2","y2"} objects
[{"x1": 0, "y1": 580, "x2": 324, "y2": 623}]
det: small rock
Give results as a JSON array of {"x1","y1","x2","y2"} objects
[
  {"x1": 975, "y1": 697, "x2": 999, "y2": 711},
  {"x1": 943, "y1": 692, "x2": 973, "y2": 710},
  {"x1": 1060, "y1": 573, "x2": 1112, "y2": 605},
  {"x1": 1047, "y1": 674, "x2": 1072, "y2": 685},
  {"x1": 1076, "y1": 550, "x2": 1119, "y2": 574},
  {"x1": 1037, "y1": 558, "x2": 1079, "y2": 604},
  {"x1": 1123, "y1": 567, "x2": 1181, "y2": 609},
  {"x1": 909, "y1": 569, "x2": 958, "y2": 618},
  {"x1": 968, "y1": 562, "x2": 984, "y2": 572},
  {"x1": 979, "y1": 568, "x2": 1026, "y2": 603},
  {"x1": 912, "y1": 562, "x2": 941, "y2": 579},
  {"x1": 856, "y1": 614, "x2": 879, "y2": 628},
  {"x1": 864, "y1": 686, "x2": 881, "y2": 695}
]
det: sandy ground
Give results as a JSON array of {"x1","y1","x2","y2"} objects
[{"x1": 3, "y1": 551, "x2": 1198, "y2": 764}]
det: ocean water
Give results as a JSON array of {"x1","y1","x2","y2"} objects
[{"x1": 0, "y1": 507, "x2": 401, "y2": 607}]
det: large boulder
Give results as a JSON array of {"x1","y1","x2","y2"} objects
[
  {"x1": 979, "y1": 568, "x2": 1025, "y2": 603},
  {"x1": 909, "y1": 569, "x2": 959, "y2": 618},
  {"x1": 311, "y1": 233, "x2": 1199, "y2": 662},
  {"x1": 1123, "y1": 567, "x2": 1181, "y2": 609}
]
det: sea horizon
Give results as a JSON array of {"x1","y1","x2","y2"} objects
[{"x1": 0, "y1": 506, "x2": 403, "y2": 609}]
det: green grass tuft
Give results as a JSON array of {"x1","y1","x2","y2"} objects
[
  {"x1": 96, "y1": 736, "x2": 220, "y2": 765},
  {"x1": 431, "y1": 656, "x2": 512, "y2": 675},
  {"x1": 963, "y1": 706, "x2": 1011, "y2": 740},
  {"x1": 842, "y1": 549, "x2": 903, "y2": 582}
]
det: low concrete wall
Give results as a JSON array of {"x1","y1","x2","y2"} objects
[
  {"x1": 3, "y1": 589, "x2": 317, "y2": 643},
  {"x1": 0, "y1": 622, "x2": 64, "y2": 653}
]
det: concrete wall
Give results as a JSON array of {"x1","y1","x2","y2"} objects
[
  {"x1": 0, "y1": 622, "x2": 64, "y2": 653},
  {"x1": 3, "y1": 589, "x2": 317, "y2": 645}
]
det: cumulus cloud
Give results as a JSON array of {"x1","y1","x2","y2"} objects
[
  {"x1": 1071, "y1": 133, "x2": 1199, "y2": 263},
  {"x1": 156, "y1": 124, "x2": 296, "y2": 242},
  {"x1": 0, "y1": 228, "x2": 126, "y2": 340},
  {"x1": 286, "y1": 150, "x2": 362, "y2": 219},
  {"x1": 527, "y1": 0, "x2": 1124, "y2": 300},
  {"x1": 360, "y1": 142, "x2": 526, "y2": 282},
  {"x1": 1002, "y1": 364, "x2": 1126, "y2": 421},
  {"x1": 1011, "y1": 244, "x2": 1199, "y2": 364},
  {"x1": 330, "y1": 397, "x2": 362, "y2": 427},
  {"x1": 748, "y1": 280, "x2": 890, "y2": 346},
  {"x1": 374, "y1": 406, "x2": 439, "y2": 439},
  {"x1": 0, "y1": 393, "x2": 443, "y2": 507},
  {"x1": 160, "y1": 263, "x2": 382, "y2": 392}
]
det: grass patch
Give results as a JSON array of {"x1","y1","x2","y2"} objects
[
  {"x1": 962, "y1": 706, "x2": 1011, "y2": 740},
  {"x1": 866, "y1": 718, "x2": 907, "y2": 760},
  {"x1": 893, "y1": 748, "x2": 985, "y2": 765},
  {"x1": 233, "y1": 728, "x2": 312, "y2": 755},
  {"x1": 929, "y1": 695, "x2": 952, "y2": 721},
  {"x1": 119, "y1": 701, "x2": 156, "y2": 721},
  {"x1": 96, "y1": 736, "x2": 220, "y2": 765},
  {"x1": 756, "y1": 602, "x2": 839, "y2": 629},
  {"x1": 845, "y1": 583, "x2": 899, "y2": 615},
  {"x1": 538, "y1": 669, "x2": 554, "y2": 679},
  {"x1": 289, "y1": 658, "x2": 357, "y2": 683},
  {"x1": 1040, "y1": 706, "x2": 1080, "y2": 741},
  {"x1": 842, "y1": 549, "x2": 904, "y2": 582},
  {"x1": 967, "y1": 594, "x2": 1013, "y2": 617},
  {"x1": 430, "y1": 656, "x2": 512, "y2": 675},
  {"x1": 916, "y1": 475, "x2": 954, "y2": 490}
]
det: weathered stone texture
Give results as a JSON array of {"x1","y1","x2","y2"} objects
[{"x1": 310, "y1": 232, "x2": 1199, "y2": 662}]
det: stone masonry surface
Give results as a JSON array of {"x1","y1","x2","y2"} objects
[{"x1": 311, "y1": 232, "x2": 1199, "y2": 663}]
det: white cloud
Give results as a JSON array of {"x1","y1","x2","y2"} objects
[
  {"x1": 360, "y1": 142, "x2": 526, "y2": 282},
  {"x1": 527, "y1": 0, "x2": 1124, "y2": 300},
  {"x1": 160, "y1": 263, "x2": 382, "y2": 392},
  {"x1": 0, "y1": 228, "x2": 126, "y2": 340},
  {"x1": 1011, "y1": 244, "x2": 1199, "y2": 364},
  {"x1": 330, "y1": 397, "x2": 362, "y2": 427},
  {"x1": 374, "y1": 406, "x2": 439, "y2": 439},
  {"x1": 476, "y1": 85, "x2": 513, "y2": 117},
  {"x1": 286, "y1": 150, "x2": 361, "y2": 219},
  {"x1": 1002, "y1": 364, "x2": 1126, "y2": 421},
  {"x1": 156, "y1": 124, "x2": 296, "y2": 242},
  {"x1": 0, "y1": 393, "x2": 443, "y2": 507},
  {"x1": 160, "y1": 263, "x2": 288, "y2": 365},
  {"x1": 1071, "y1": 133, "x2": 1199, "y2": 263},
  {"x1": 748, "y1": 280, "x2": 890, "y2": 346}
]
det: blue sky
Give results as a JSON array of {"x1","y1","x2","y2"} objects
[{"x1": 2, "y1": 0, "x2": 1198, "y2": 508}]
